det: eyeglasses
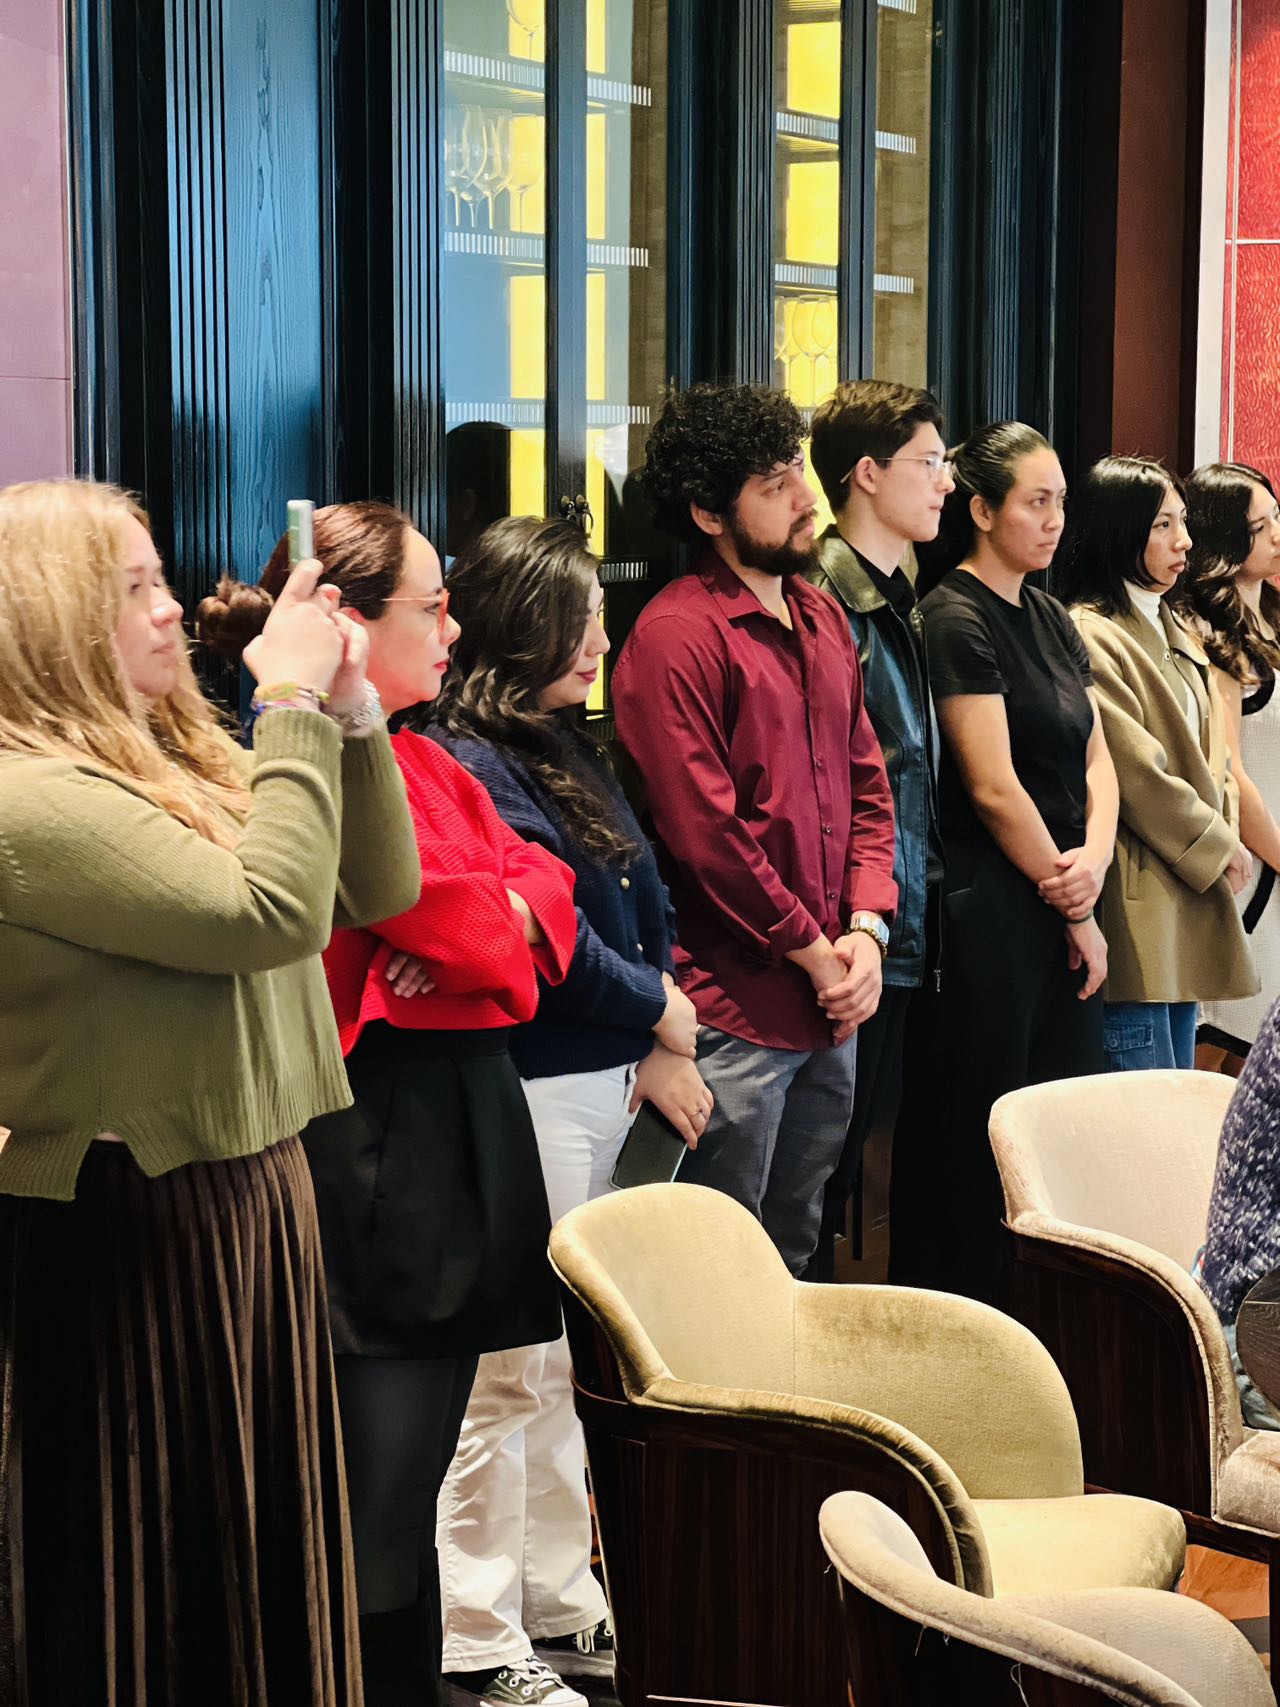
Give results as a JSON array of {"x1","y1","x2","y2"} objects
[
  {"x1": 381, "y1": 587, "x2": 451, "y2": 634},
  {"x1": 841, "y1": 454, "x2": 955, "y2": 487}
]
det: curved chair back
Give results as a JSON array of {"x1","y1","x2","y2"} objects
[
  {"x1": 819, "y1": 1491, "x2": 1270, "y2": 1707},
  {"x1": 991, "y1": 1071, "x2": 1231, "y2": 1267}
]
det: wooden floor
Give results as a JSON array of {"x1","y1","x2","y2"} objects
[{"x1": 1180, "y1": 1544, "x2": 1270, "y2": 1666}]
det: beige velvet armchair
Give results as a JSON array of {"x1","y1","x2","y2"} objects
[
  {"x1": 990, "y1": 1071, "x2": 1280, "y2": 1636},
  {"x1": 820, "y1": 1490, "x2": 1271, "y2": 1706},
  {"x1": 550, "y1": 1182, "x2": 1185, "y2": 1707}
]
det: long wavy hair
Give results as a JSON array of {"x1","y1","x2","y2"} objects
[
  {"x1": 1179, "y1": 462, "x2": 1280, "y2": 684},
  {"x1": 0, "y1": 479, "x2": 251, "y2": 846},
  {"x1": 430, "y1": 516, "x2": 638, "y2": 865}
]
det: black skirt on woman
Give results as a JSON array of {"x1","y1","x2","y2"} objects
[
  {"x1": 0, "y1": 1136, "x2": 361, "y2": 1707},
  {"x1": 302, "y1": 1022, "x2": 561, "y2": 1358}
]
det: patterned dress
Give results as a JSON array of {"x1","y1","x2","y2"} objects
[{"x1": 1200, "y1": 662, "x2": 1280, "y2": 1053}]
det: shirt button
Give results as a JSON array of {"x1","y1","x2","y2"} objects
[
  {"x1": 636, "y1": 943, "x2": 644, "y2": 953},
  {"x1": 827, "y1": 889, "x2": 837, "y2": 901},
  {"x1": 620, "y1": 876, "x2": 631, "y2": 889},
  {"x1": 815, "y1": 758, "x2": 824, "y2": 770},
  {"x1": 823, "y1": 824, "x2": 833, "y2": 835}
]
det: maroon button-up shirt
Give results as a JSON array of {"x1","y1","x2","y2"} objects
[{"x1": 612, "y1": 549, "x2": 898, "y2": 1051}]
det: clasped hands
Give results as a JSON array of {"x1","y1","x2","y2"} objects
[{"x1": 794, "y1": 931, "x2": 882, "y2": 1046}]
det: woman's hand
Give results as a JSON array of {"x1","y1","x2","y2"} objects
[
  {"x1": 653, "y1": 981, "x2": 699, "y2": 1059},
  {"x1": 242, "y1": 560, "x2": 344, "y2": 692},
  {"x1": 326, "y1": 610, "x2": 371, "y2": 718},
  {"x1": 1065, "y1": 915, "x2": 1108, "y2": 1001},
  {"x1": 1038, "y1": 845, "x2": 1108, "y2": 916},
  {"x1": 384, "y1": 951, "x2": 436, "y2": 999},
  {"x1": 506, "y1": 889, "x2": 545, "y2": 946},
  {"x1": 630, "y1": 1045, "x2": 714, "y2": 1149},
  {"x1": 1226, "y1": 841, "x2": 1254, "y2": 896}
]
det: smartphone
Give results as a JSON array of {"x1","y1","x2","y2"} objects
[
  {"x1": 611, "y1": 1102, "x2": 690, "y2": 1191},
  {"x1": 287, "y1": 498, "x2": 315, "y2": 564}
]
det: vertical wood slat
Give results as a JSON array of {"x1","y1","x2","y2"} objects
[
  {"x1": 390, "y1": 0, "x2": 444, "y2": 544},
  {"x1": 547, "y1": 0, "x2": 589, "y2": 516},
  {"x1": 840, "y1": 0, "x2": 878, "y2": 382}
]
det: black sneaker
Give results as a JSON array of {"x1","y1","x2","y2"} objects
[
  {"x1": 446, "y1": 1656, "x2": 587, "y2": 1706},
  {"x1": 538, "y1": 1618, "x2": 615, "y2": 1672}
]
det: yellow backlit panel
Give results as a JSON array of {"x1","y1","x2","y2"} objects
[
  {"x1": 586, "y1": 112, "x2": 607, "y2": 241},
  {"x1": 785, "y1": 159, "x2": 839, "y2": 266},
  {"x1": 786, "y1": 21, "x2": 840, "y2": 119},
  {"x1": 586, "y1": 272, "x2": 606, "y2": 402},
  {"x1": 509, "y1": 274, "x2": 546, "y2": 399},
  {"x1": 507, "y1": 0, "x2": 544, "y2": 62},
  {"x1": 587, "y1": 0, "x2": 607, "y2": 75},
  {"x1": 509, "y1": 430, "x2": 545, "y2": 517},
  {"x1": 587, "y1": 428, "x2": 608, "y2": 559}
]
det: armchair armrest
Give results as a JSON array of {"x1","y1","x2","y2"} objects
[
  {"x1": 789, "y1": 1281, "x2": 1084, "y2": 1501},
  {"x1": 1007, "y1": 1211, "x2": 1242, "y2": 1512}
]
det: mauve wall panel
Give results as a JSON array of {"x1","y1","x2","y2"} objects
[
  {"x1": 1230, "y1": 241, "x2": 1280, "y2": 473},
  {"x1": 0, "y1": 0, "x2": 70, "y2": 484},
  {"x1": 1237, "y1": 0, "x2": 1280, "y2": 239}
]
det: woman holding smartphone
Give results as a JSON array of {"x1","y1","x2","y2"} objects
[
  {"x1": 0, "y1": 480, "x2": 420, "y2": 1705},
  {"x1": 425, "y1": 516, "x2": 713, "y2": 1706},
  {"x1": 200, "y1": 501, "x2": 579, "y2": 1707},
  {"x1": 891, "y1": 422, "x2": 1118, "y2": 1306}
]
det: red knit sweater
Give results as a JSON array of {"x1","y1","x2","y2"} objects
[{"x1": 324, "y1": 731, "x2": 577, "y2": 1054}]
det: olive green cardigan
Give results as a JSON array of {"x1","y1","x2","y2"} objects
[{"x1": 0, "y1": 710, "x2": 420, "y2": 1199}]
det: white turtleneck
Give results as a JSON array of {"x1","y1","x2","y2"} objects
[{"x1": 1124, "y1": 581, "x2": 1199, "y2": 736}]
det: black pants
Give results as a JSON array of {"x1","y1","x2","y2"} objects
[
  {"x1": 805, "y1": 984, "x2": 912, "y2": 1281},
  {"x1": 889, "y1": 845, "x2": 1104, "y2": 1307},
  {"x1": 335, "y1": 1354, "x2": 479, "y2": 1707}
]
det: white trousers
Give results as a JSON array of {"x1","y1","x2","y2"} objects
[{"x1": 438, "y1": 1062, "x2": 635, "y2": 1669}]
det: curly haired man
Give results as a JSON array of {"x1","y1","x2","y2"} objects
[{"x1": 611, "y1": 382, "x2": 898, "y2": 1274}]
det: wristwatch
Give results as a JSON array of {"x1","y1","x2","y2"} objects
[{"x1": 847, "y1": 911, "x2": 890, "y2": 958}]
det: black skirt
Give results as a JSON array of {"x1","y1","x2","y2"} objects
[
  {"x1": 0, "y1": 1137, "x2": 361, "y2": 1707},
  {"x1": 303, "y1": 1022, "x2": 561, "y2": 1358}
]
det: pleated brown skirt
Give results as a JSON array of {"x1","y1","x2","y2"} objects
[{"x1": 0, "y1": 1136, "x2": 362, "y2": 1707}]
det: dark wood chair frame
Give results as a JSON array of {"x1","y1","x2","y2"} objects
[
  {"x1": 1008, "y1": 1229, "x2": 1280, "y2": 1688},
  {"x1": 561, "y1": 1287, "x2": 977, "y2": 1707}
]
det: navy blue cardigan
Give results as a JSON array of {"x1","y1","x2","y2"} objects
[{"x1": 431, "y1": 729, "x2": 676, "y2": 1078}]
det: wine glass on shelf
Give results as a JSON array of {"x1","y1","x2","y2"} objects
[
  {"x1": 506, "y1": 0, "x2": 544, "y2": 61},
  {"x1": 457, "y1": 106, "x2": 488, "y2": 230},
  {"x1": 477, "y1": 113, "x2": 510, "y2": 233},
  {"x1": 443, "y1": 108, "x2": 466, "y2": 228},
  {"x1": 507, "y1": 114, "x2": 541, "y2": 235},
  {"x1": 811, "y1": 296, "x2": 838, "y2": 401},
  {"x1": 790, "y1": 297, "x2": 819, "y2": 407},
  {"x1": 774, "y1": 295, "x2": 799, "y2": 396}
]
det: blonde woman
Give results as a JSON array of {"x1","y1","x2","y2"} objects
[{"x1": 0, "y1": 480, "x2": 419, "y2": 1705}]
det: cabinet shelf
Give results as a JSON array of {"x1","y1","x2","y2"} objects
[
  {"x1": 774, "y1": 111, "x2": 917, "y2": 156},
  {"x1": 444, "y1": 49, "x2": 652, "y2": 109},
  {"x1": 444, "y1": 401, "x2": 652, "y2": 428},
  {"x1": 443, "y1": 230, "x2": 650, "y2": 269},
  {"x1": 773, "y1": 262, "x2": 915, "y2": 296}
]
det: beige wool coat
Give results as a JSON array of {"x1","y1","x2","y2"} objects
[{"x1": 1071, "y1": 602, "x2": 1258, "y2": 1004}]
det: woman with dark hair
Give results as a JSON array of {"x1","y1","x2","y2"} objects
[
  {"x1": 1055, "y1": 457, "x2": 1255, "y2": 1070},
  {"x1": 200, "y1": 502, "x2": 579, "y2": 1707},
  {"x1": 1181, "y1": 463, "x2": 1280, "y2": 1065},
  {"x1": 424, "y1": 515, "x2": 712, "y2": 1704},
  {"x1": 891, "y1": 423, "x2": 1118, "y2": 1304}
]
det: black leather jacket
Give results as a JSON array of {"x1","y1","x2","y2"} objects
[{"x1": 807, "y1": 529, "x2": 942, "y2": 986}]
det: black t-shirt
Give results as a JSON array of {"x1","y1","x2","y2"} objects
[
  {"x1": 857, "y1": 551, "x2": 918, "y2": 619},
  {"x1": 921, "y1": 572, "x2": 1094, "y2": 852}
]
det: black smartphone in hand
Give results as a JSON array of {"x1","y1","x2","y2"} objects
[{"x1": 611, "y1": 1102, "x2": 690, "y2": 1191}]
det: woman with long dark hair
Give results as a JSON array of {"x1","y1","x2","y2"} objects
[
  {"x1": 891, "y1": 423, "x2": 1117, "y2": 1305},
  {"x1": 200, "y1": 502, "x2": 579, "y2": 1707},
  {"x1": 425, "y1": 516, "x2": 712, "y2": 1705},
  {"x1": 0, "y1": 480, "x2": 420, "y2": 1705},
  {"x1": 1181, "y1": 463, "x2": 1280, "y2": 1065},
  {"x1": 1055, "y1": 457, "x2": 1255, "y2": 1069}
]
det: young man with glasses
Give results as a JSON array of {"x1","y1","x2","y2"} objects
[
  {"x1": 612, "y1": 382, "x2": 897, "y2": 1276},
  {"x1": 804, "y1": 380, "x2": 953, "y2": 1279}
]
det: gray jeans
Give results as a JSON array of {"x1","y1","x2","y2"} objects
[{"x1": 680, "y1": 1026, "x2": 857, "y2": 1275}]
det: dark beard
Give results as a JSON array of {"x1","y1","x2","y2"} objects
[{"x1": 724, "y1": 508, "x2": 818, "y2": 577}]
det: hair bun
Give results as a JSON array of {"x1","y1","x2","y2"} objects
[{"x1": 196, "y1": 575, "x2": 274, "y2": 662}]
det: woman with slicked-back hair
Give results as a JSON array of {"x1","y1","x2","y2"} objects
[
  {"x1": 0, "y1": 478, "x2": 420, "y2": 1705},
  {"x1": 1181, "y1": 462, "x2": 1280, "y2": 1064},
  {"x1": 891, "y1": 424, "x2": 1117, "y2": 1306},
  {"x1": 201, "y1": 500, "x2": 579, "y2": 1707}
]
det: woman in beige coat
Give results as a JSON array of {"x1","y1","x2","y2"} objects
[{"x1": 1057, "y1": 456, "x2": 1257, "y2": 1069}]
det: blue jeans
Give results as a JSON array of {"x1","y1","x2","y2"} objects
[{"x1": 1102, "y1": 1001, "x2": 1198, "y2": 1071}]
